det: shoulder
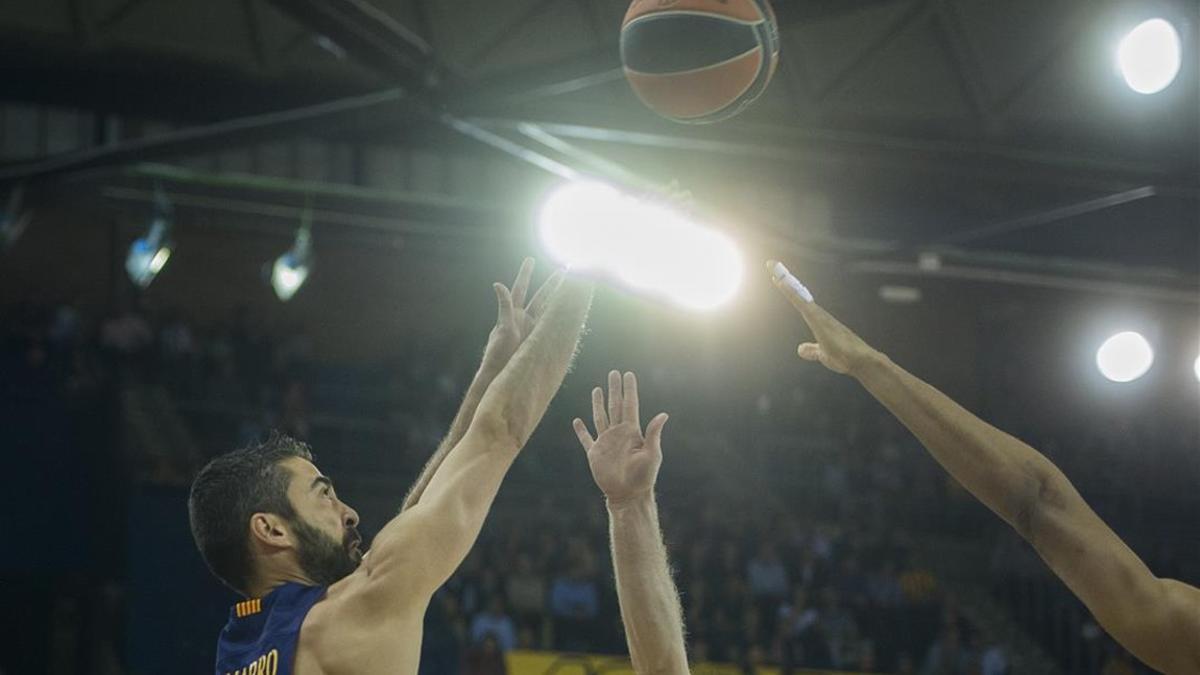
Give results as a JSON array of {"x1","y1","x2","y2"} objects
[
  {"x1": 301, "y1": 566, "x2": 428, "y2": 643},
  {"x1": 294, "y1": 572, "x2": 427, "y2": 675}
]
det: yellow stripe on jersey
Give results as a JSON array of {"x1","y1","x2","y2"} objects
[{"x1": 234, "y1": 598, "x2": 263, "y2": 618}]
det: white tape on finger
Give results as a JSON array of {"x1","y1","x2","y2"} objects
[
  {"x1": 772, "y1": 262, "x2": 813, "y2": 303},
  {"x1": 786, "y1": 277, "x2": 814, "y2": 303}
]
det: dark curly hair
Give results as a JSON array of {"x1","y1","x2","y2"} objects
[{"x1": 188, "y1": 432, "x2": 313, "y2": 595}]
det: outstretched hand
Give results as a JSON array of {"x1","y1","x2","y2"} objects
[
  {"x1": 573, "y1": 371, "x2": 669, "y2": 505},
  {"x1": 766, "y1": 260, "x2": 879, "y2": 376},
  {"x1": 486, "y1": 258, "x2": 563, "y2": 368}
]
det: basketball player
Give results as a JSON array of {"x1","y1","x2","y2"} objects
[
  {"x1": 767, "y1": 260, "x2": 1200, "y2": 674},
  {"x1": 188, "y1": 259, "x2": 593, "y2": 675},
  {"x1": 572, "y1": 370, "x2": 689, "y2": 675}
]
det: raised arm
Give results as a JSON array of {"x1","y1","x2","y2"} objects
[
  {"x1": 767, "y1": 260, "x2": 1200, "y2": 675},
  {"x1": 402, "y1": 259, "x2": 559, "y2": 511},
  {"x1": 573, "y1": 371, "x2": 688, "y2": 675},
  {"x1": 366, "y1": 274, "x2": 593, "y2": 597}
]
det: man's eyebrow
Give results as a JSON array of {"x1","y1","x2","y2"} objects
[{"x1": 310, "y1": 476, "x2": 333, "y2": 491}]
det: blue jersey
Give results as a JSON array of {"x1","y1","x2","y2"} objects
[{"x1": 215, "y1": 582, "x2": 326, "y2": 675}]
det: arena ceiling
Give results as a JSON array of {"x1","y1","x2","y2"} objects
[{"x1": 2, "y1": 0, "x2": 1198, "y2": 291}]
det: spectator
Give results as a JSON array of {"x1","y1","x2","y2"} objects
[
  {"x1": 746, "y1": 542, "x2": 789, "y2": 602},
  {"x1": 900, "y1": 560, "x2": 938, "y2": 606},
  {"x1": 548, "y1": 553, "x2": 599, "y2": 651},
  {"x1": 100, "y1": 306, "x2": 152, "y2": 361},
  {"x1": 978, "y1": 639, "x2": 1008, "y2": 675},
  {"x1": 470, "y1": 596, "x2": 518, "y2": 653},
  {"x1": 505, "y1": 554, "x2": 546, "y2": 630},
  {"x1": 779, "y1": 589, "x2": 832, "y2": 671},
  {"x1": 922, "y1": 627, "x2": 973, "y2": 675},
  {"x1": 820, "y1": 588, "x2": 858, "y2": 668},
  {"x1": 462, "y1": 635, "x2": 507, "y2": 675},
  {"x1": 1100, "y1": 648, "x2": 1136, "y2": 675},
  {"x1": 866, "y1": 560, "x2": 903, "y2": 608}
]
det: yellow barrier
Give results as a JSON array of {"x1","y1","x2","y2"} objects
[{"x1": 506, "y1": 650, "x2": 872, "y2": 675}]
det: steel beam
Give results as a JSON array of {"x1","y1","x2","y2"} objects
[
  {"x1": 463, "y1": 0, "x2": 557, "y2": 71},
  {"x1": 0, "y1": 89, "x2": 416, "y2": 183},
  {"x1": 815, "y1": 0, "x2": 933, "y2": 103},
  {"x1": 934, "y1": 186, "x2": 1159, "y2": 245},
  {"x1": 468, "y1": 117, "x2": 1194, "y2": 196},
  {"x1": 854, "y1": 259, "x2": 1200, "y2": 305},
  {"x1": 261, "y1": 0, "x2": 441, "y2": 86},
  {"x1": 97, "y1": 0, "x2": 152, "y2": 33}
]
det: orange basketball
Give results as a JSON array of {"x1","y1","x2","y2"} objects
[{"x1": 620, "y1": 0, "x2": 780, "y2": 124}]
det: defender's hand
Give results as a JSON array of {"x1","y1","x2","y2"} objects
[
  {"x1": 486, "y1": 258, "x2": 562, "y2": 368},
  {"x1": 573, "y1": 371, "x2": 669, "y2": 505},
  {"x1": 767, "y1": 260, "x2": 879, "y2": 376}
]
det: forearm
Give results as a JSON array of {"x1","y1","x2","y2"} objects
[
  {"x1": 853, "y1": 351, "x2": 1061, "y2": 534},
  {"x1": 853, "y1": 353, "x2": 1200, "y2": 674},
  {"x1": 402, "y1": 359, "x2": 503, "y2": 511},
  {"x1": 474, "y1": 277, "x2": 593, "y2": 446},
  {"x1": 607, "y1": 496, "x2": 688, "y2": 675}
]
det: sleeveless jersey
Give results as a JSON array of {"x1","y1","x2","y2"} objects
[{"x1": 215, "y1": 582, "x2": 326, "y2": 675}]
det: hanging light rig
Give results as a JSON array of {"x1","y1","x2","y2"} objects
[
  {"x1": 0, "y1": 183, "x2": 33, "y2": 251},
  {"x1": 271, "y1": 200, "x2": 314, "y2": 302},
  {"x1": 126, "y1": 183, "x2": 174, "y2": 289}
]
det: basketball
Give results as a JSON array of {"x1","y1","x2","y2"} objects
[{"x1": 620, "y1": 0, "x2": 780, "y2": 124}]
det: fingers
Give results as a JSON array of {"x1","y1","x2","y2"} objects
[
  {"x1": 622, "y1": 371, "x2": 640, "y2": 431},
  {"x1": 767, "y1": 260, "x2": 847, "y2": 346},
  {"x1": 797, "y1": 343, "x2": 822, "y2": 362},
  {"x1": 645, "y1": 412, "x2": 669, "y2": 448},
  {"x1": 592, "y1": 387, "x2": 609, "y2": 434},
  {"x1": 607, "y1": 370, "x2": 622, "y2": 426},
  {"x1": 511, "y1": 257, "x2": 534, "y2": 308},
  {"x1": 766, "y1": 260, "x2": 816, "y2": 315},
  {"x1": 572, "y1": 418, "x2": 594, "y2": 451},
  {"x1": 493, "y1": 283, "x2": 514, "y2": 324},
  {"x1": 526, "y1": 270, "x2": 563, "y2": 319}
]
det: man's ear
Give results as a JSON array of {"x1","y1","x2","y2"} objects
[{"x1": 249, "y1": 512, "x2": 293, "y2": 549}]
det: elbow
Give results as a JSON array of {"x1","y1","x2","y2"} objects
[
  {"x1": 1010, "y1": 466, "x2": 1071, "y2": 543},
  {"x1": 468, "y1": 408, "x2": 523, "y2": 453}
]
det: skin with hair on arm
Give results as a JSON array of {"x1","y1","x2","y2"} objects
[
  {"x1": 402, "y1": 258, "x2": 561, "y2": 512},
  {"x1": 765, "y1": 260, "x2": 1200, "y2": 675},
  {"x1": 290, "y1": 263, "x2": 593, "y2": 675},
  {"x1": 573, "y1": 370, "x2": 688, "y2": 675}
]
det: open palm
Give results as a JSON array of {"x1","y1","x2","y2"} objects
[{"x1": 573, "y1": 371, "x2": 669, "y2": 504}]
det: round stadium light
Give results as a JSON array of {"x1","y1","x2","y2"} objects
[
  {"x1": 1096, "y1": 331, "x2": 1154, "y2": 382},
  {"x1": 539, "y1": 181, "x2": 743, "y2": 310},
  {"x1": 1194, "y1": 353, "x2": 1200, "y2": 383},
  {"x1": 1117, "y1": 18, "x2": 1182, "y2": 94}
]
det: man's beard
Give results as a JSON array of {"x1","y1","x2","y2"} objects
[{"x1": 291, "y1": 516, "x2": 362, "y2": 586}]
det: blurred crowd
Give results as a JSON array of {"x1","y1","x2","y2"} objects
[
  {"x1": 424, "y1": 495, "x2": 1012, "y2": 675},
  {"x1": 4, "y1": 299, "x2": 1194, "y2": 675}
]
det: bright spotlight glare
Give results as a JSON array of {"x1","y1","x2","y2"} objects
[
  {"x1": 1117, "y1": 18, "x2": 1182, "y2": 94},
  {"x1": 539, "y1": 182, "x2": 742, "y2": 310},
  {"x1": 1193, "y1": 353, "x2": 1200, "y2": 383},
  {"x1": 1096, "y1": 331, "x2": 1154, "y2": 382},
  {"x1": 271, "y1": 253, "x2": 310, "y2": 302}
]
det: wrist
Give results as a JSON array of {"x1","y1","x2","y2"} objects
[
  {"x1": 850, "y1": 348, "x2": 892, "y2": 381},
  {"x1": 605, "y1": 491, "x2": 655, "y2": 514},
  {"x1": 478, "y1": 350, "x2": 508, "y2": 375}
]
